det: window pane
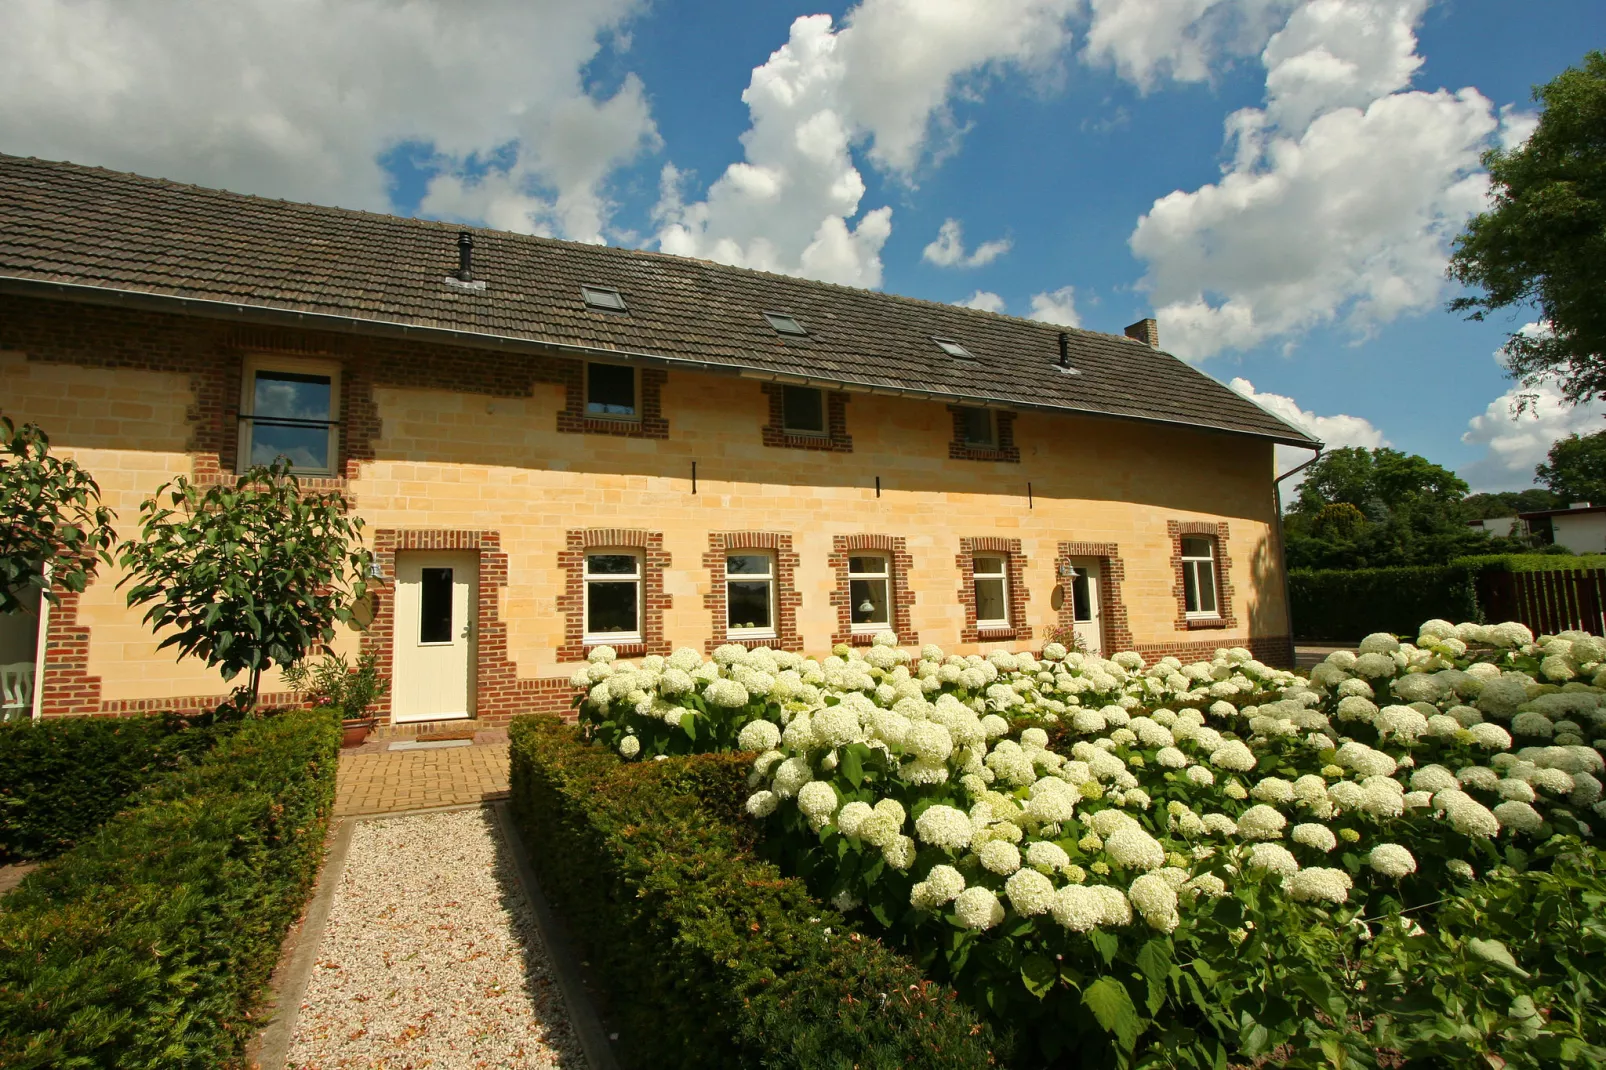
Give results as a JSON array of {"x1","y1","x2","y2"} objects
[
  {"x1": 1194, "y1": 561, "x2": 1217, "y2": 614},
  {"x1": 255, "y1": 371, "x2": 331, "y2": 421},
  {"x1": 251, "y1": 371, "x2": 332, "y2": 469},
  {"x1": 960, "y1": 407, "x2": 994, "y2": 446},
  {"x1": 782, "y1": 386, "x2": 825, "y2": 433},
  {"x1": 727, "y1": 553, "x2": 771, "y2": 576},
  {"x1": 973, "y1": 554, "x2": 1005, "y2": 577},
  {"x1": 587, "y1": 581, "x2": 639, "y2": 634},
  {"x1": 420, "y1": 567, "x2": 453, "y2": 644},
  {"x1": 975, "y1": 577, "x2": 1007, "y2": 623},
  {"x1": 587, "y1": 364, "x2": 636, "y2": 416},
  {"x1": 1072, "y1": 574, "x2": 1093, "y2": 623},
  {"x1": 848, "y1": 555, "x2": 886, "y2": 575},
  {"x1": 850, "y1": 578, "x2": 889, "y2": 625},
  {"x1": 727, "y1": 580, "x2": 772, "y2": 631},
  {"x1": 1184, "y1": 562, "x2": 1200, "y2": 613},
  {"x1": 1181, "y1": 536, "x2": 1212, "y2": 560},
  {"x1": 586, "y1": 553, "x2": 639, "y2": 576},
  {"x1": 250, "y1": 423, "x2": 330, "y2": 470}
]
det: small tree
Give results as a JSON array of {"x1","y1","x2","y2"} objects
[
  {"x1": 0, "y1": 416, "x2": 118, "y2": 614},
  {"x1": 1537, "y1": 429, "x2": 1606, "y2": 504},
  {"x1": 119, "y1": 461, "x2": 371, "y2": 712}
]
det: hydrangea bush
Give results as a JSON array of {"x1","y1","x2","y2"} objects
[{"x1": 575, "y1": 624, "x2": 1606, "y2": 1067}]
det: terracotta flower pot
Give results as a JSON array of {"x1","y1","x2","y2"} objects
[{"x1": 341, "y1": 716, "x2": 376, "y2": 748}]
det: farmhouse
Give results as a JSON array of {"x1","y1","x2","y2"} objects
[{"x1": 0, "y1": 153, "x2": 1318, "y2": 725}]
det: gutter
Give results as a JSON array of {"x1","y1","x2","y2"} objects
[
  {"x1": 0, "y1": 274, "x2": 1321, "y2": 451},
  {"x1": 1272, "y1": 447, "x2": 1324, "y2": 652}
]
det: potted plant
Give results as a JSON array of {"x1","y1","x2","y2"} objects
[{"x1": 283, "y1": 651, "x2": 388, "y2": 747}]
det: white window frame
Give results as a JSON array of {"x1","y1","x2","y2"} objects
[
  {"x1": 1181, "y1": 537, "x2": 1219, "y2": 619},
  {"x1": 972, "y1": 553, "x2": 1010, "y2": 629},
  {"x1": 238, "y1": 356, "x2": 341, "y2": 476},
  {"x1": 583, "y1": 550, "x2": 643, "y2": 644},
  {"x1": 959, "y1": 406, "x2": 997, "y2": 448},
  {"x1": 585, "y1": 361, "x2": 640, "y2": 421},
  {"x1": 725, "y1": 552, "x2": 777, "y2": 640},
  {"x1": 780, "y1": 385, "x2": 827, "y2": 436},
  {"x1": 848, "y1": 553, "x2": 893, "y2": 634}
]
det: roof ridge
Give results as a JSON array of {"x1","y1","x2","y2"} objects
[{"x1": 1, "y1": 152, "x2": 1146, "y2": 350}]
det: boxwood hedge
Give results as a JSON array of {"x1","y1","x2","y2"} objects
[
  {"x1": 0, "y1": 712, "x2": 228, "y2": 862},
  {"x1": 508, "y1": 715, "x2": 1000, "y2": 1070},
  {"x1": 0, "y1": 708, "x2": 339, "y2": 1069}
]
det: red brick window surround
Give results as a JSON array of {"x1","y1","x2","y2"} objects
[
  {"x1": 829, "y1": 535, "x2": 917, "y2": 646},
  {"x1": 947, "y1": 405, "x2": 1020, "y2": 463},
  {"x1": 1053, "y1": 542, "x2": 1133, "y2": 654},
  {"x1": 557, "y1": 363, "x2": 669, "y2": 439},
  {"x1": 558, "y1": 529, "x2": 671, "y2": 660},
  {"x1": 956, "y1": 538, "x2": 1032, "y2": 643},
  {"x1": 760, "y1": 382, "x2": 853, "y2": 451},
  {"x1": 702, "y1": 532, "x2": 802, "y2": 652},
  {"x1": 1168, "y1": 520, "x2": 1236, "y2": 631}
]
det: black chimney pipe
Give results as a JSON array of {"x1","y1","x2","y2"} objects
[
  {"x1": 457, "y1": 231, "x2": 474, "y2": 282},
  {"x1": 1058, "y1": 331, "x2": 1069, "y2": 367}
]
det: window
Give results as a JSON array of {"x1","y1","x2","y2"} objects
[
  {"x1": 958, "y1": 407, "x2": 996, "y2": 448},
  {"x1": 1181, "y1": 537, "x2": 1218, "y2": 618},
  {"x1": 1071, "y1": 571, "x2": 1094, "y2": 623},
  {"x1": 764, "y1": 312, "x2": 808, "y2": 336},
  {"x1": 586, "y1": 363, "x2": 637, "y2": 419},
  {"x1": 973, "y1": 554, "x2": 1009, "y2": 628},
  {"x1": 933, "y1": 337, "x2": 975, "y2": 359},
  {"x1": 584, "y1": 552, "x2": 642, "y2": 642},
  {"x1": 419, "y1": 567, "x2": 455, "y2": 644},
  {"x1": 849, "y1": 554, "x2": 892, "y2": 632},
  {"x1": 726, "y1": 553, "x2": 776, "y2": 637},
  {"x1": 581, "y1": 285, "x2": 628, "y2": 312},
  {"x1": 781, "y1": 386, "x2": 826, "y2": 435},
  {"x1": 240, "y1": 360, "x2": 339, "y2": 475}
]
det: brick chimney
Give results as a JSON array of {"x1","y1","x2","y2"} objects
[{"x1": 1124, "y1": 317, "x2": 1159, "y2": 347}]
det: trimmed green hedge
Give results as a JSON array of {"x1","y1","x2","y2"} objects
[
  {"x1": 508, "y1": 716, "x2": 999, "y2": 1070},
  {"x1": 0, "y1": 713, "x2": 228, "y2": 862},
  {"x1": 1289, "y1": 565, "x2": 1479, "y2": 640},
  {"x1": 1452, "y1": 553, "x2": 1606, "y2": 573},
  {"x1": 0, "y1": 708, "x2": 339, "y2": 1069}
]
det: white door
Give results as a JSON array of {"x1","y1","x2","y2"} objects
[
  {"x1": 392, "y1": 551, "x2": 477, "y2": 722},
  {"x1": 1068, "y1": 558, "x2": 1102, "y2": 657}
]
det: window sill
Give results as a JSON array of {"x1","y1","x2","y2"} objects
[
  {"x1": 586, "y1": 639, "x2": 646, "y2": 657},
  {"x1": 848, "y1": 629, "x2": 891, "y2": 646},
  {"x1": 728, "y1": 631, "x2": 778, "y2": 643},
  {"x1": 948, "y1": 443, "x2": 1021, "y2": 463},
  {"x1": 718, "y1": 635, "x2": 784, "y2": 650},
  {"x1": 976, "y1": 625, "x2": 1017, "y2": 640},
  {"x1": 1182, "y1": 616, "x2": 1229, "y2": 630},
  {"x1": 765, "y1": 430, "x2": 852, "y2": 452}
]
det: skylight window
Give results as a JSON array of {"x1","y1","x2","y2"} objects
[
  {"x1": 581, "y1": 285, "x2": 628, "y2": 312},
  {"x1": 933, "y1": 337, "x2": 975, "y2": 360},
  {"x1": 764, "y1": 312, "x2": 808, "y2": 336}
]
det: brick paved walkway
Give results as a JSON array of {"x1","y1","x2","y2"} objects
[{"x1": 335, "y1": 740, "x2": 511, "y2": 817}]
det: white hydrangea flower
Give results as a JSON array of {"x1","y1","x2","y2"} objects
[
  {"x1": 737, "y1": 720, "x2": 782, "y2": 752},
  {"x1": 883, "y1": 834, "x2": 917, "y2": 870},
  {"x1": 1247, "y1": 842, "x2": 1299, "y2": 877},
  {"x1": 1209, "y1": 740, "x2": 1257, "y2": 772},
  {"x1": 1104, "y1": 825, "x2": 1166, "y2": 871},
  {"x1": 618, "y1": 735, "x2": 640, "y2": 759},
  {"x1": 1354, "y1": 652, "x2": 1397, "y2": 678},
  {"x1": 1251, "y1": 777, "x2": 1296, "y2": 804},
  {"x1": 1457, "y1": 766, "x2": 1500, "y2": 792},
  {"x1": 835, "y1": 800, "x2": 873, "y2": 837},
  {"x1": 1446, "y1": 859, "x2": 1476, "y2": 880},
  {"x1": 1026, "y1": 840, "x2": 1071, "y2": 873},
  {"x1": 1286, "y1": 867, "x2": 1353, "y2": 904},
  {"x1": 1202, "y1": 813, "x2": 1238, "y2": 836},
  {"x1": 798, "y1": 780, "x2": 839, "y2": 825},
  {"x1": 1376, "y1": 705, "x2": 1430, "y2": 741},
  {"x1": 1290, "y1": 823, "x2": 1337, "y2": 852},
  {"x1": 1128, "y1": 873, "x2": 1179, "y2": 931},
  {"x1": 772, "y1": 756, "x2": 813, "y2": 799},
  {"x1": 1050, "y1": 885, "x2": 1104, "y2": 931},
  {"x1": 1492, "y1": 800, "x2": 1545, "y2": 834},
  {"x1": 1237, "y1": 804, "x2": 1287, "y2": 841},
  {"x1": 977, "y1": 839, "x2": 1023, "y2": 875},
  {"x1": 954, "y1": 886, "x2": 1005, "y2": 930},
  {"x1": 745, "y1": 790, "x2": 778, "y2": 817},
  {"x1": 915, "y1": 804, "x2": 974, "y2": 849},
  {"x1": 1004, "y1": 868, "x2": 1056, "y2": 915},
  {"x1": 1433, "y1": 789, "x2": 1501, "y2": 837},
  {"x1": 1368, "y1": 844, "x2": 1416, "y2": 878}
]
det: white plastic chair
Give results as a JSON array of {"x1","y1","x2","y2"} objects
[{"x1": 0, "y1": 663, "x2": 34, "y2": 721}]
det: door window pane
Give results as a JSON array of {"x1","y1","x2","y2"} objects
[
  {"x1": 420, "y1": 567, "x2": 454, "y2": 644},
  {"x1": 250, "y1": 370, "x2": 332, "y2": 470},
  {"x1": 959, "y1": 407, "x2": 995, "y2": 447},
  {"x1": 781, "y1": 386, "x2": 825, "y2": 434},
  {"x1": 1072, "y1": 573, "x2": 1093, "y2": 623},
  {"x1": 587, "y1": 363, "x2": 637, "y2": 417}
]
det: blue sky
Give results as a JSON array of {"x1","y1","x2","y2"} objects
[{"x1": 3, "y1": 0, "x2": 1601, "y2": 490}]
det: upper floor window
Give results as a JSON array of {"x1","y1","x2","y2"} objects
[
  {"x1": 781, "y1": 386, "x2": 826, "y2": 435},
  {"x1": 587, "y1": 363, "x2": 637, "y2": 419},
  {"x1": 584, "y1": 551, "x2": 642, "y2": 643},
  {"x1": 849, "y1": 554, "x2": 892, "y2": 632},
  {"x1": 726, "y1": 553, "x2": 776, "y2": 638},
  {"x1": 1181, "y1": 537, "x2": 1219, "y2": 618},
  {"x1": 240, "y1": 358, "x2": 339, "y2": 475},
  {"x1": 959, "y1": 406, "x2": 996, "y2": 448},
  {"x1": 973, "y1": 554, "x2": 1009, "y2": 628}
]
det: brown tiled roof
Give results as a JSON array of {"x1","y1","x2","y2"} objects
[{"x1": 0, "y1": 153, "x2": 1317, "y2": 447}]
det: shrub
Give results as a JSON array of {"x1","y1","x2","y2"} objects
[
  {"x1": 0, "y1": 708, "x2": 339, "y2": 1069},
  {"x1": 0, "y1": 712, "x2": 228, "y2": 861},
  {"x1": 1288, "y1": 565, "x2": 1479, "y2": 639},
  {"x1": 508, "y1": 716, "x2": 999, "y2": 1070},
  {"x1": 1454, "y1": 553, "x2": 1606, "y2": 573},
  {"x1": 281, "y1": 650, "x2": 388, "y2": 721}
]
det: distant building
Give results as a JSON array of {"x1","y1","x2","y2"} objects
[{"x1": 1518, "y1": 504, "x2": 1606, "y2": 555}]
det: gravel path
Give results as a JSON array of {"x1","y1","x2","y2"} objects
[{"x1": 285, "y1": 809, "x2": 587, "y2": 1069}]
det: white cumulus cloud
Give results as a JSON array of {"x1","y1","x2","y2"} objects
[
  {"x1": 1127, "y1": 0, "x2": 1504, "y2": 362},
  {"x1": 1229, "y1": 376, "x2": 1386, "y2": 482},
  {"x1": 1460, "y1": 383, "x2": 1606, "y2": 493},
  {"x1": 655, "y1": 0, "x2": 1079, "y2": 287},
  {"x1": 957, "y1": 290, "x2": 1007, "y2": 312},
  {"x1": 1028, "y1": 286, "x2": 1082, "y2": 326},
  {"x1": 0, "y1": 0, "x2": 657, "y2": 243},
  {"x1": 923, "y1": 219, "x2": 1012, "y2": 268},
  {"x1": 1082, "y1": 0, "x2": 1296, "y2": 88}
]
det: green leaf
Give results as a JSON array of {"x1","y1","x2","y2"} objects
[
  {"x1": 1090, "y1": 929, "x2": 1120, "y2": 966},
  {"x1": 681, "y1": 713, "x2": 699, "y2": 742},
  {"x1": 1082, "y1": 977, "x2": 1142, "y2": 1051},
  {"x1": 1020, "y1": 954, "x2": 1057, "y2": 999},
  {"x1": 1467, "y1": 938, "x2": 1531, "y2": 978},
  {"x1": 841, "y1": 743, "x2": 865, "y2": 787}
]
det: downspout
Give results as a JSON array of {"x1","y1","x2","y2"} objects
[{"x1": 1273, "y1": 447, "x2": 1323, "y2": 664}]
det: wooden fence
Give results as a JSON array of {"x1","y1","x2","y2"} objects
[{"x1": 1478, "y1": 568, "x2": 1606, "y2": 635}]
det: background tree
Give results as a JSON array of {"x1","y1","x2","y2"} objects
[
  {"x1": 1536, "y1": 429, "x2": 1606, "y2": 504},
  {"x1": 1462, "y1": 489, "x2": 1565, "y2": 519},
  {"x1": 118, "y1": 461, "x2": 371, "y2": 712},
  {"x1": 0, "y1": 417, "x2": 117, "y2": 614},
  {"x1": 1448, "y1": 51, "x2": 1606, "y2": 404}
]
